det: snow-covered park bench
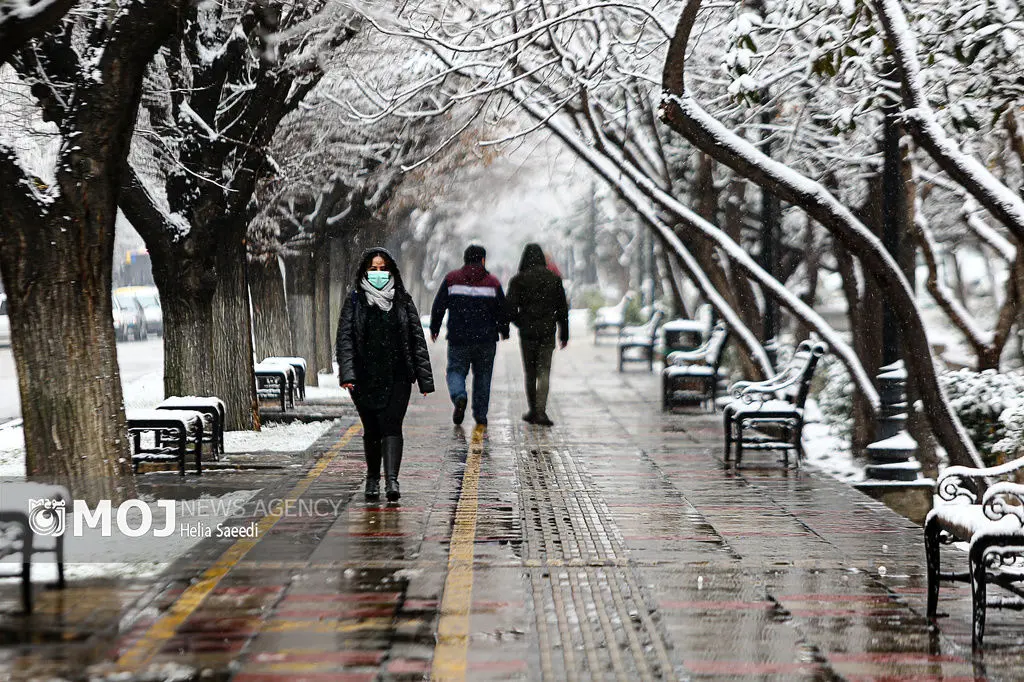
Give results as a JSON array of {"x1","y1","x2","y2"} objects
[
  {"x1": 126, "y1": 408, "x2": 206, "y2": 475},
  {"x1": 617, "y1": 309, "x2": 665, "y2": 372},
  {"x1": 593, "y1": 293, "x2": 634, "y2": 344},
  {"x1": 926, "y1": 459, "x2": 1024, "y2": 647},
  {"x1": 722, "y1": 340, "x2": 827, "y2": 467},
  {"x1": 262, "y1": 356, "x2": 307, "y2": 401},
  {"x1": 255, "y1": 360, "x2": 298, "y2": 412},
  {"x1": 0, "y1": 483, "x2": 68, "y2": 613},
  {"x1": 661, "y1": 323, "x2": 730, "y2": 411},
  {"x1": 661, "y1": 318, "x2": 708, "y2": 357},
  {"x1": 157, "y1": 396, "x2": 226, "y2": 457}
]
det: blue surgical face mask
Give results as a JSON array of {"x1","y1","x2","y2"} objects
[{"x1": 367, "y1": 270, "x2": 391, "y2": 290}]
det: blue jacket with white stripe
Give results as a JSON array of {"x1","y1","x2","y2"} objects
[{"x1": 430, "y1": 263, "x2": 510, "y2": 346}]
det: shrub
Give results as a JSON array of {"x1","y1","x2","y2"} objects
[
  {"x1": 816, "y1": 355, "x2": 854, "y2": 442},
  {"x1": 940, "y1": 368, "x2": 1024, "y2": 465}
]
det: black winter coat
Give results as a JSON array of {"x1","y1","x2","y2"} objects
[
  {"x1": 507, "y1": 266, "x2": 569, "y2": 344},
  {"x1": 336, "y1": 290, "x2": 435, "y2": 394}
]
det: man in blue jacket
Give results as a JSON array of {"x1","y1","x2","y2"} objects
[{"x1": 430, "y1": 245, "x2": 510, "y2": 426}]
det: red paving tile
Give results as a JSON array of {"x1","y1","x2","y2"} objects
[{"x1": 659, "y1": 600, "x2": 774, "y2": 611}]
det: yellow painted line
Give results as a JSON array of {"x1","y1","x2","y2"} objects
[
  {"x1": 431, "y1": 424, "x2": 486, "y2": 681},
  {"x1": 117, "y1": 423, "x2": 362, "y2": 670}
]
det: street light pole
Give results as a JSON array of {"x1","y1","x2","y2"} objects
[{"x1": 857, "y1": 80, "x2": 927, "y2": 504}]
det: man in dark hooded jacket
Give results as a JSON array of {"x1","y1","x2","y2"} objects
[
  {"x1": 506, "y1": 243, "x2": 569, "y2": 426},
  {"x1": 430, "y1": 244, "x2": 510, "y2": 426}
]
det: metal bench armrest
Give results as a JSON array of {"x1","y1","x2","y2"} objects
[
  {"x1": 937, "y1": 457, "x2": 1024, "y2": 504},
  {"x1": 983, "y1": 482, "x2": 1024, "y2": 526}
]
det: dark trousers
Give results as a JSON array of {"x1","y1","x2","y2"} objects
[
  {"x1": 520, "y1": 335, "x2": 555, "y2": 416},
  {"x1": 354, "y1": 380, "x2": 411, "y2": 477},
  {"x1": 446, "y1": 342, "x2": 497, "y2": 421}
]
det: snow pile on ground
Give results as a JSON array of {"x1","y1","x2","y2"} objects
[
  {"x1": 0, "y1": 421, "x2": 24, "y2": 478},
  {"x1": 224, "y1": 419, "x2": 336, "y2": 453},
  {"x1": 801, "y1": 400, "x2": 864, "y2": 482},
  {"x1": 802, "y1": 422, "x2": 863, "y2": 482}
]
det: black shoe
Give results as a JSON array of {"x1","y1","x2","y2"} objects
[
  {"x1": 452, "y1": 396, "x2": 467, "y2": 425},
  {"x1": 522, "y1": 412, "x2": 537, "y2": 423},
  {"x1": 382, "y1": 436, "x2": 403, "y2": 502},
  {"x1": 534, "y1": 414, "x2": 554, "y2": 427},
  {"x1": 364, "y1": 477, "x2": 380, "y2": 499}
]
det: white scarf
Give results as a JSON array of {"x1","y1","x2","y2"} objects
[{"x1": 361, "y1": 275, "x2": 396, "y2": 311}]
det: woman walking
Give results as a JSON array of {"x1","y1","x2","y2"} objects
[
  {"x1": 336, "y1": 247, "x2": 434, "y2": 501},
  {"x1": 507, "y1": 243, "x2": 569, "y2": 426}
]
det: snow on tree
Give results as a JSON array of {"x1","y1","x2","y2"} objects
[
  {"x1": 0, "y1": 0, "x2": 188, "y2": 501},
  {"x1": 119, "y1": 0, "x2": 357, "y2": 428}
]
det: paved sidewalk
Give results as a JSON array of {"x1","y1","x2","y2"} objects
[{"x1": 0, "y1": 336, "x2": 1021, "y2": 680}]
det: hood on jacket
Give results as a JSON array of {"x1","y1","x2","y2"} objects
[
  {"x1": 518, "y1": 243, "x2": 546, "y2": 273},
  {"x1": 353, "y1": 246, "x2": 406, "y2": 293}
]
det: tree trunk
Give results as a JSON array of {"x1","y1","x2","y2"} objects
[
  {"x1": 211, "y1": 229, "x2": 258, "y2": 430},
  {"x1": 313, "y1": 241, "x2": 333, "y2": 380},
  {"x1": 286, "y1": 251, "x2": 318, "y2": 386},
  {"x1": 0, "y1": 0, "x2": 184, "y2": 503},
  {"x1": 723, "y1": 179, "x2": 764, "y2": 335},
  {"x1": 795, "y1": 220, "x2": 821, "y2": 341},
  {"x1": 251, "y1": 257, "x2": 292, "y2": 359},
  {"x1": 330, "y1": 237, "x2": 350, "y2": 350},
  {"x1": 1, "y1": 248, "x2": 134, "y2": 504},
  {"x1": 161, "y1": 289, "x2": 216, "y2": 401},
  {"x1": 657, "y1": 245, "x2": 686, "y2": 318},
  {"x1": 834, "y1": 242, "x2": 877, "y2": 455}
]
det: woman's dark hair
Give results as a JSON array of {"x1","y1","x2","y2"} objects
[
  {"x1": 352, "y1": 247, "x2": 406, "y2": 293},
  {"x1": 518, "y1": 243, "x2": 547, "y2": 273}
]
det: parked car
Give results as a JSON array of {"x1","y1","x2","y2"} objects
[
  {"x1": 113, "y1": 294, "x2": 147, "y2": 341},
  {"x1": 0, "y1": 295, "x2": 10, "y2": 347},
  {"x1": 115, "y1": 286, "x2": 162, "y2": 335}
]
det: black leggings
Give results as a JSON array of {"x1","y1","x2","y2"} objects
[{"x1": 354, "y1": 380, "x2": 412, "y2": 441}]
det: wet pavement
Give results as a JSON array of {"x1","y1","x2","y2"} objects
[{"x1": 1, "y1": 336, "x2": 1023, "y2": 680}]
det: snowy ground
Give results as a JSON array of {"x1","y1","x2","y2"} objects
[{"x1": 225, "y1": 420, "x2": 335, "y2": 453}]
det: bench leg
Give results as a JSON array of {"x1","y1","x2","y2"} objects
[
  {"x1": 21, "y1": 560, "x2": 31, "y2": 613},
  {"x1": 20, "y1": 523, "x2": 32, "y2": 613},
  {"x1": 723, "y1": 410, "x2": 733, "y2": 463},
  {"x1": 55, "y1": 532, "x2": 65, "y2": 589},
  {"x1": 735, "y1": 419, "x2": 744, "y2": 467},
  {"x1": 280, "y1": 382, "x2": 286, "y2": 412},
  {"x1": 969, "y1": 539, "x2": 990, "y2": 649},
  {"x1": 793, "y1": 420, "x2": 804, "y2": 467},
  {"x1": 177, "y1": 427, "x2": 187, "y2": 476},
  {"x1": 618, "y1": 349, "x2": 624, "y2": 373},
  {"x1": 925, "y1": 516, "x2": 941, "y2": 618},
  {"x1": 195, "y1": 422, "x2": 204, "y2": 475}
]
